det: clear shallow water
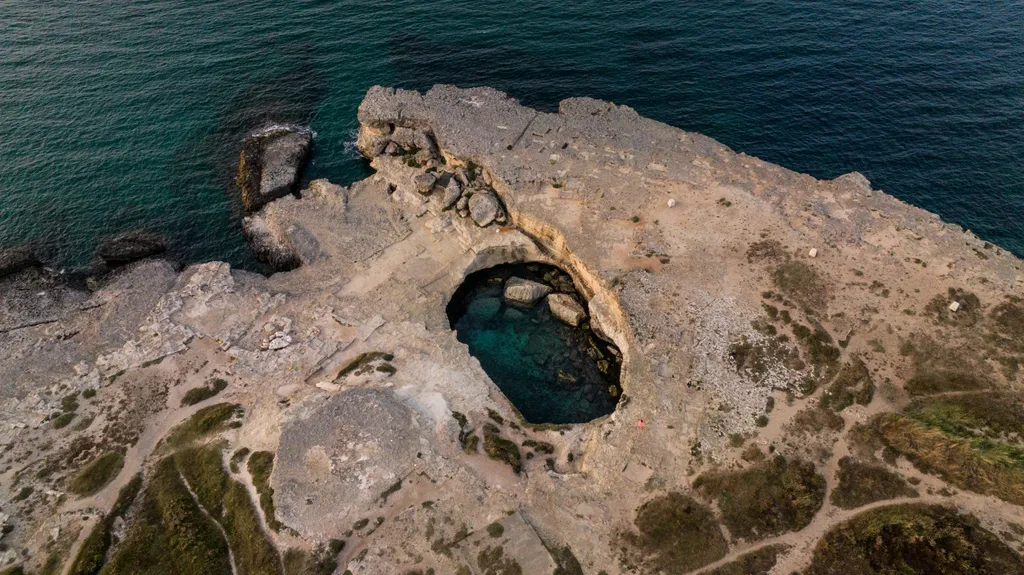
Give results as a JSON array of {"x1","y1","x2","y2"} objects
[
  {"x1": 2, "y1": 1, "x2": 1023, "y2": 271},
  {"x1": 447, "y1": 264, "x2": 621, "y2": 424}
]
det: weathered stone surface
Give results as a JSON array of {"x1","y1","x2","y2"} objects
[
  {"x1": 0, "y1": 245, "x2": 39, "y2": 279},
  {"x1": 547, "y1": 293, "x2": 586, "y2": 326},
  {"x1": 414, "y1": 172, "x2": 437, "y2": 194},
  {"x1": 237, "y1": 127, "x2": 312, "y2": 212},
  {"x1": 441, "y1": 178, "x2": 462, "y2": 210},
  {"x1": 503, "y1": 277, "x2": 551, "y2": 305},
  {"x1": 242, "y1": 213, "x2": 300, "y2": 272},
  {"x1": 95, "y1": 230, "x2": 167, "y2": 265},
  {"x1": 468, "y1": 189, "x2": 503, "y2": 227}
]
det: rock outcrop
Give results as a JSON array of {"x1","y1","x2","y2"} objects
[
  {"x1": 237, "y1": 126, "x2": 312, "y2": 212},
  {"x1": 547, "y1": 293, "x2": 586, "y2": 326},
  {"x1": 503, "y1": 277, "x2": 551, "y2": 305},
  {"x1": 95, "y1": 230, "x2": 168, "y2": 266},
  {"x1": 0, "y1": 245, "x2": 40, "y2": 279}
]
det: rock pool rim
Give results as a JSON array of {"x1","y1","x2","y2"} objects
[{"x1": 446, "y1": 262, "x2": 624, "y2": 425}]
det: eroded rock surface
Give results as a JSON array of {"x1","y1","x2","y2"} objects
[
  {"x1": 3, "y1": 85, "x2": 1024, "y2": 575},
  {"x1": 237, "y1": 127, "x2": 312, "y2": 212}
]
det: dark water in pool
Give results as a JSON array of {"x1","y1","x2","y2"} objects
[{"x1": 447, "y1": 264, "x2": 621, "y2": 425}]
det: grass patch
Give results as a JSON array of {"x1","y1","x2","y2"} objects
[
  {"x1": 905, "y1": 370, "x2": 991, "y2": 395},
  {"x1": 618, "y1": 492, "x2": 727, "y2": 574},
  {"x1": 69, "y1": 452, "x2": 124, "y2": 497},
  {"x1": 181, "y1": 378, "x2": 229, "y2": 406},
  {"x1": 483, "y1": 430, "x2": 521, "y2": 474},
  {"x1": 486, "y1": 522, "x2": 504, "y2": 538},
  {"x1": 804, "y1": 504, "x2": 1024, "y2": 574},
  {"x1": 830, "y1": 457, "x2": 917, "y2": 509},
  {"x1": 863, "y1": 393, "x2": 1024, "y2": 505},
  {"x1": 694, "y1": 455, "x2": 825, "y2": 540},
  {"x1": 69, "y1": 474, "x2": 143, "y2": 575},
  {"x1": 924, "y1": 287, "x2": 982, "y2": 327},
  {"x1": 248, "y1": 451, "x2": 281, "y2": 531},
  {"x1": 164, "y1": 403, "x2": 241, "y2": 449},
  {"x1": 746, "y1": 240, "x2": 785, "y2": 263},
  {"x1": 821, "y1": 358, "x2": 874, "y2": 411},
  {"x1": 705, "y1": 544, "x2": 788, "y2": 575},
  {"x1": 521, "y1": 439, "x2": 554, "y2": 454},
  {"x1": 101, "y1": 457, "x2": 232, "y2": 575},
  {"x1": 773, "y1": 261, "x2": 828, "y2": 311}
]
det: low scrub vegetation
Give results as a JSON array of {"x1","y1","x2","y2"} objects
[
  {"x1": 773, "y1": 261, "x2": 828, "y2": 312},
  {"x1": 181, "y1": 378, "x2": 229, "y2": 406},
  {"x1": 164, "y1": 403, "x2": 241, "y2": 449},
  {"x1": 249, "y1": 451, "x2": 282, "y2": 531},
  {"x1": 804, "y1": 504, "x2": 1024, "y2": 574},
  {"x1": 830, "y1": 457, "x2": 917, "y2": 509},
  {"x1": 618, "y1": 492, "x2": 727, "y2": 574},
  {"x1": 483, "y1": 429, "x2": 521, "y2": 474},
  {"x1": 860, "y1": 393, "x2": 1024, "y2": 505},
  {"x1": 69, "y1": 474, "x2": 142, "y2": 575},
  {"x1": 821, "y1": 358, "x2": 874, "y2": 411},
  {"x1": 69, "y1": 452, "x2": 124, "y2": 497},
  {"x1": 694, "y1": 455, "x2": 826, "y2": 540}
]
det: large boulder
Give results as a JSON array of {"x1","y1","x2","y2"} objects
[
  {"x1": 95, "y1": 230, "x2": 167, "y2": 266},
  {"x1": 503, "y1": 277, "x2": 551, "y2": 306},
  {"x1": 241, "y1": 213, "x2": 300, "y2": 272},
  {"x1": 547, "y1": 293, "x2": 587, "y2": 326},
  {"x1": 468, "y1": 190, "x2": 505, "y2": 227},
  {"x1": 237, "y1": 127, "x2": 312, "y2": 212}
]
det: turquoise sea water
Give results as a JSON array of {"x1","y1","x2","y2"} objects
[{"x1": 2, "y1": 1, "x2": 1023, "y2": 271}]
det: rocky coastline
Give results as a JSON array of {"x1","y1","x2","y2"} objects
[{"x1": 1, "y1": 85, "x2": 1023, "y2": 575}]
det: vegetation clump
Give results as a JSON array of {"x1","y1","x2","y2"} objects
[
  {"x1": 861, "y1": 392, "x2": 1024, "y2": 505},
  {"x1": 705, "y1": 544, "x2": 788, "y2": 575},
  {"x1": 69, "y1": 452, "x2": 125, "y2": 497},
  {"x1": 924, "y1": 287, "x2": 982, "y2": 326},
  {"x1": 789, "y1": 406, "x2": 844, "y2": 435},
  {"x1": 68, "y1": 474, "x2": 142, "y2": 575},
  {"x1": 804, "y1": 504, "x2": 1024, "y2": 574},
  {"x1": 821, "y1": 358, "x2": 874, "y2": 411},
  {"x1": 483, "y1": 430, "x2": 521, "y2": 473},
  {"x1": 248, "y1": 451, "x2": 282, "y2": 531},
  {"x1": 336, "y1": 352, "x2": 395, "y2": 379},
  {"x1": 619, "y1": 492, "x2": 728, "y2": 574},
  {"x1": 773, "y1": 261, "x2": 828, "y2": 311},
  {"x1": 694, "y1": 455, "x2": 826, "y2": 540},
  {"x1": 164, "y1": 403, "x2": 242, "y2": 449},
  {"x1": 181, "y1": 378, "x2": 229, "y2": 406},
  {"x1": 282, "y1": 540, "x2": 344, "y2": 575},
  {"x1": 830, "y1": 457, "x2": 917, "y2": 509},
  {"x1": 477, "y1": 545, "x2": 522, "y2": 575}
]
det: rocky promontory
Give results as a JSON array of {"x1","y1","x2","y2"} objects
[{"x1": 2, "y1": 85, "x2": 1023, "y2": 575}]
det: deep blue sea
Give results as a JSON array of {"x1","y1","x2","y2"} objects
[{"x1": 2, "y1": 1, "x2": 1023, "y2": 271}]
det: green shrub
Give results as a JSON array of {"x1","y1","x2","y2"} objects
[
  {"x1": 483, "y1": 432, "x2": 521, "y2": 474},
  {"x1": 706, "y1": 544, "x2": 788, "y2": 575},
  {"x1": 68, "y1": 474, "x2": 142, "y2": 575},
  {"x1": 164, "y1": 403, "x2": 241, "y2": 449},
  {"x1": 248, "y1": 451, "x2": 281, "y2": 531}
]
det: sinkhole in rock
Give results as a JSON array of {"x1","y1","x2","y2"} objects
[{"x1": 446, "y1": 263, "x2": 622, "y2": 424}]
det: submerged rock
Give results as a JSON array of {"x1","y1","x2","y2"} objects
[
  {"x1": 503, "y1": 277, "x2": 552, "y2": 305},
  {"x1": 547, "y1": 293, "x2": 587, "y2": 326},
  {"x1": 95, "y1": 230, "x2": 167, "y2": 266},
  {"x1": 468, "y1": 190, "x2": 504, "y2": 227},
  {"x1": 237, "y1": 127, "x2": 312, "y2": 212}
]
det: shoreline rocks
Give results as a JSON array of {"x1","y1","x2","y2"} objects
[
  {"x1": 237, "y1": 127, "x2": 312, "y2": 212},
  {"x1": 503, "y1": 277, "x2": 551, "y2": 305},
  {"x1": 468, "y1": 190, "x2": 505, "y2": 227}
]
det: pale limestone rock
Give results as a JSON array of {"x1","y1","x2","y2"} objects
[
  {"x1": 503, "y1": 277, "x2": 551, "y2": 305},
  {"x1": 547, "y1": 293, "x2": 586, "y2": 326}
]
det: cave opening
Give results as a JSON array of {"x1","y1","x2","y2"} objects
[{"x1": 446, "y1": 262, "x2": 622, "y2": 424}]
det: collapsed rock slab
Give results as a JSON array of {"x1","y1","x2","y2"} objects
[
  {"x1": 237, "y1": 127, "x2": 312, "y2": 212},
  {"x1": 414, "y1": 172, "x2": 437, "y2": 194},
  {"x1": 547, "y1": 293, "x2": 587, "y2": 326},
  {"x1": 441, "y1": 178, "x2": 462, "y2": 210},
  {"x1": 468, "y1": 190, "x2": 504, "y2": 227},
  {"x1": 95, "y1": 230, "x2": 167, "y2": 266},
  {"x1": 503, "y1": 277, "x2": 551, "y2": 305}
]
